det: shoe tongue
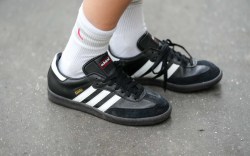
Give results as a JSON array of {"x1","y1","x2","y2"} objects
[
  {"x1": 83, "y1": 52, "x2": 116, "y2": 78},
  {"x1": 137, "y1": 32, "x2": 161, "y2": 51}
]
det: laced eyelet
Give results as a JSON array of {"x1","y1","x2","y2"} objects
[{"x1": 102, "y1": 65, "x2": 143, "y2": 100}]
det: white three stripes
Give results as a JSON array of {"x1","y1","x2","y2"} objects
[
  {"x1": 132, "y1": 61, "x2": 180, "y2": 79},
  {"x1": 108, "y1": 50, "x2": 180, "y2": 79},
  {"x1": 86, "y1": 90, "x2": 110, "y2": 107},
  {"x1": 73, "y1": 86, "x2": 121, "y2": 112}
]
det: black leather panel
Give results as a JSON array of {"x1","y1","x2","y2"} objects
[
  {"x1": 106, "y1": 89, "x2": 169, "y2": 118},
  {"x1": 137, "y1": 32, "x2": 160, "y2": 51},
  {"x1": 116, "y1": 54, "x2": 149, "y2": 76},
  {"x1": 172, "y1": 65, "x2": 209, "y2": 78},
  {"x1": 48, "y1": 67, "x2": 93, "y2": 99}
]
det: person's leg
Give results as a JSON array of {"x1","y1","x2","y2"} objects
[
  {"x1": 83, "y1": 0, "x2": 132, "y2": 31},
  {"x1": 59, "y1": 0, "x2": 132, "y2": 78},
  {"x1": 110, "y1": 0, "x2": 147, "y2": 58}
]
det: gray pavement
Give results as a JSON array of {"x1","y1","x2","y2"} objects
[{"x1": 0, "y1": 0, "x2": 250, "y2": 155}]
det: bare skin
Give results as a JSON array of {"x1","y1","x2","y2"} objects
[{"x1": 83, "y1": 0, "x2": 132, "y2": 31}]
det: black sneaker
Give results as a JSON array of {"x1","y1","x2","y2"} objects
[
  {"x1": 47, "y1": 52, "x2": 171, "y2": 126},
  {"x1": 108, "y1": 32, "x2": 223, "y2": 92}
]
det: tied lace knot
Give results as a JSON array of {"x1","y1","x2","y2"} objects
[{"x1": 103, "y1": 66, "x2": 143, "y2": 100}]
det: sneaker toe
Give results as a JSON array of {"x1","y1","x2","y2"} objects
[
  {"x1": 196, "y1": 60, "x2": 221, "y2": 82},
  {"x1": 168, "y1": 60, "x2": 221, "y2": 85}
]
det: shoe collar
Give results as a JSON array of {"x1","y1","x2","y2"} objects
[{"x1": 82, "y1": 52, "x2": 116, "y2": 79}]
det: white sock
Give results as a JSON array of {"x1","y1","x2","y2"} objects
[
  {"x1": 109, "y1": 0, "x2": 147, "y2": 58},
  {"x1": 59, "y1": 5, "x2": 115, "y2": 78}
]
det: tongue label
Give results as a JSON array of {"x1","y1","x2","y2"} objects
[{"x1": 98, "y1": 56, "x2": 112, "y2": 70}]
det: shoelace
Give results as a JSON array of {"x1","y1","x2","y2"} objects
[
  {"x1": 103, "y1": 66, "x2": 143, "y2": 100},
  {"x1": 163, "y1": 39, "x2": 193, "y2": 65},
  {"x1": 147, "y1": 39, "x2": 193, "y2": 91}
]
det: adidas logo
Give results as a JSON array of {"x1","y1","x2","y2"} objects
[{"x1": 99, "y1": 56, "x2": 112, "y2": 69}]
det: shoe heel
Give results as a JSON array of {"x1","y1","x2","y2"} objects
[
  {"x1": 47, "y1": 88, "x2": 61, "y2": 105},
  {"x1": 47, "y1": 87, "x2": 78, "y2": 110}
]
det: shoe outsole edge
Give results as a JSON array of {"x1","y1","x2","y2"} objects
[{"x1": 47, "y1": 88, "x2": 172, "y2": 126}]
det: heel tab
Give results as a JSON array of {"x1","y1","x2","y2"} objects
[{"x1": 51, "y1": 53, "x2": 67, "y2": 81}]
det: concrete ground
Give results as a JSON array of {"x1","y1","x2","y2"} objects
[{"x1": 0, "y1": 0, "x2": 250, "y2": 155}]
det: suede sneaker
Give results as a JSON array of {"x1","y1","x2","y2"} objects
[
  {"x1": 108, "y1": 32, "x2": 222, "y2": 92},
  {"x1": 47, "y1": 52, "x2": 171, "y2": 126}
]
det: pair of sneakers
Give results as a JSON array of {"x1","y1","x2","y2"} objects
[{"x1": 47, "y1": 32, "x2": 222, "y2": 126}]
